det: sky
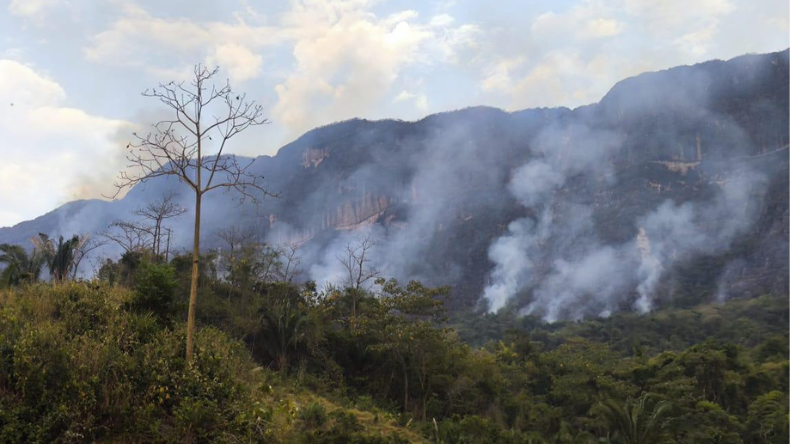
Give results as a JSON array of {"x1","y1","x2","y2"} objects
[{"x1": 0, "y1": 0, "x2": 787, "y2": 228}]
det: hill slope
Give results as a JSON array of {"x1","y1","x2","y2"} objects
[{"x1": 1, "y1": 50, "x2": 787, "y2": 315}]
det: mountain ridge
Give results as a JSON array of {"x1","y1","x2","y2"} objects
[{"x1": 2, "y1": 49, "x2": 787, "y2": 316}]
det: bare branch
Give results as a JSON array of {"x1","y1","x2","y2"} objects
[
  {"x1": 132, "y1": 192, "x2": 187, "y2": 256},
  {"x1": 102, "y1": 220, "x2": 155, "y2": 253},
  {"x1": 336, "y1": 232, "x2": 380, "y2": 290},
  {"x1": 277, "y1": 242, "x2": 302, "y2": 283},
  {"x1": 71, "y1": 235, "x2": 109, "y2": 279}
]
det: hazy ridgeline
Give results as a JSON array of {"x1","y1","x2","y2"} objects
[{"x1": 1, "y1": 50, "x2": 787, "y2": 318}]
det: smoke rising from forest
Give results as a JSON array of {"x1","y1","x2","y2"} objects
[
  {"x1": 480, "y1": 77, "x2": 773, "y2": 319},
  {"x1": 1, "y1": 51, "x2": 786, "y2": 319}
]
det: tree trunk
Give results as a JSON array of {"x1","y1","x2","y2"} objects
[
  {"x1": 185, "y1": 192, "x2": 201, "y2": 362},
  {"x1": 403, "y1": 361, "x2": 409, "y2": 413},
  {"x1": 154, "y1": 219, "x2": 161, "y2": 257}
]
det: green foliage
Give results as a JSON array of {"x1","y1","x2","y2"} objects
[
  {"x1": 97, "y1": 250, "x2": 144, "y2": 287},
  {"x1": 48, "y1": 235, "x2": 81, "y2": 283},
  {"x1": 0, "y1": 282, "x2": 267, "y2": 443},
  {"x1": 746, "y1": 390, "x2": 789, "y2": 443},
  {"x1": 0, "y1": 254, "x2": 786, "y2": 444},
  {"x1": 170, "y1": 259, "x2": 787, "y2": 444},
  {"x1": 0, "y1": 242, "x2": 48, "y2": 287},
  {"x1": 593, "y1": 393, "x2": 673, "y2": 444},
  {"x1": 127, "y1": 260, "x2": 179, "y2": 323},
  {"x1": 300, "y1": 402, "x2": 328, "y2": 427}
]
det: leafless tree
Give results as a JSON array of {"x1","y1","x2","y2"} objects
[
  {"x1": 132, "y1": 192, "x2": 186, "y2": 257},
  {"x1": 112, "y1": 65, "x2": 277, "y2": 361},
  {"x1": 163, "y1": 227, "x2": 174, "y2": 262},
  {"x1": 338, "y1": 233, "x2": 380, "y2": 290},
  {"x1": 337, "y1": 232, "x2": 380, "y2": 319},
  {"x1": 215, "y1": 225, "x2": 257, "y2": 276},
  {"x1": 71, "y1": 235, "x2": 109, "y2": 279},
  {"x1": 256, "y1": 245, "x2": 281, "y2": 285},
  {"x1": 277, "y1": 242, "x2": 302, "y2": 283},
  {"x1": 102, "y1": 220, "x2": 155, "y2": 253}
]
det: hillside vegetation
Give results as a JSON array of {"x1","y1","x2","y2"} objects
[
  {"x1": 0, "y1": 251, "x2": 786, "y2": 443},
  {"x1": 2, "y1": 50, "x2": 787, "y2": 312}
]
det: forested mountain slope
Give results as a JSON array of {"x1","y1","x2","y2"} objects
[{"x1": 1, "y1": 50, "x2": 787, "y2": 314}]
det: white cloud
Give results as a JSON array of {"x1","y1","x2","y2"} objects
[
  {"x1": 623, "y1": 0, "x2": 734, "y2": 26},
  {"x1": 384, "y1": 10, "x2": 420, "y2": 26},
  {"x1": 621, "y1": 0, "x2": 735, "y2": 56},
  {"x1": 272, "y1": 1, "x2": 473, "y2": 136},
  {"x1": 83, "y1": 3, "x2": 279, "y2": 80},
  {"x1": 393, "y1": 90, "x2": 428, "y2": 112},
  {"x1": 481, "y1": 56, "x2": 526, "y2": 92},
  {"x1": 81, "y1": 1, "x2": 476, "y2": 138},
  {"x1": 531, "y1": 4, "x2": 623, "y2": 41},
  {"x1": 481, "y1": 50, "x2": 654, "y2": 110},
  {"x1": 206, "y1": 43, "x2": 263, "y2": 83},
  {"x1": 394, "y1": 90, "x2": 416, "y2": 102},
  {"x1": 0, "y1": 60, "x2": 65, "y2": 107},
  {"x1": 474, "y1": 0, "x2": 755, "y2": 110},
  {"x1": 429, "y1": 14, "x2": 455, "y2": 27},
  {"x1": 8, "y1": 0, "x2": 60, "y2": 21},
  {"x1": 0, "y1": 60, "x2": 130, "y2": 228},
  {"x1": 583, "y1": 18, "x2": 625, "y2": 38},
  {"x1": 414, "y1": 94, "x2": 429, "y2": 112},
  {"x1": 674, "y1": 23, "x2": 719, "y2": 56}
]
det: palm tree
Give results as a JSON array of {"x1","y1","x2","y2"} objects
[
  {"x1": 594, "y1": 393, "x2": 673, "y2": 444},
  {"x1": 0, "y1": 239, "x2": 54, "y2": 287},
  {"x1": 257, "y1": 300, "x2": 309, "y2": 371},
  {"x1": 0, "y1": 244, "x2": 32, "y2": 287},
  {"x1": 0, "y1": 234, "x2": 88, "y2": 287},
  {"x1": 49, "y1": 235, "x2": 82, "y2": 283}
]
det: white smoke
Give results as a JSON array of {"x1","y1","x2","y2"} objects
[{"x1": 484, "y1": 141, "x2": 769, "y2": 319}]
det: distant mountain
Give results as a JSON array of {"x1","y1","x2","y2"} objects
[{"x1": 2, "y1": 50, "x2": 787, "y2": 317}]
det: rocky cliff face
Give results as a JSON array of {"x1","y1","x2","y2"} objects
[{"x1": 1, "y1": 50, "x2": 787, "y2": 316}]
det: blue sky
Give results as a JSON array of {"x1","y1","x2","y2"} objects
[{"x1": 0, "y1": 0, "x2": 787, "y2": 228}]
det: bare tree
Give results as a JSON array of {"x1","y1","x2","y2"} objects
[
  {"x1": 102, "y1": 220, "x2": 155, "y2": 253},
  {"x1": 112, "y1": 65, "x2": 277, "y2": 361},
  {"x1": 71, "y1": 235, "x2": 108, "y2": 279},
  {"x1": 215, "y1": 225, "x2": 257, "y2": 278},
  {"x1": 277, "y1": 242, "x2": 302, "y2": 283},
  {"x1": 255, "y1": 245, "x2": 282, "y2": 285},
  {"x1": 337, "y1": 232, "x2": 380, "y2": 319},
  {"x1": 132, "y1": 192, "x2": 186, "y2": 257},
  {"x1": 163, "y1": 227, "x2": 174, "y2": 262}
]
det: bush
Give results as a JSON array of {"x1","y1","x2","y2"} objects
[
  {"x1": 300, "y1": 402, "x2": 328, "y2": 428},
  {"x1": 0, "y1": 282, "x2": 269, "y2": 443},
  {"x1": 126, "y1": 261, "x2": 179, "y2": 323}
]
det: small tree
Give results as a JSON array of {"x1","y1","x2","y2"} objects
[
  {"x1": 215, "y1": 225, "x2": 257, "y2": 282},
  {"x1": 113, "y1": 65, "x2": 276, "y2": 361},
  {"x1": 102, "y1": 220, "x2": 155, "y2": 253},
  {"x1": 70, "y1": 235, "x2": 107, "y2": 279},
  {"x1": 128, "y1": 260, "x2": 179, "y2": 324},
  {"x1": 0, "y1": 244, "x2": 42, "y2": 286},
  {"x1": 132, "y1": 192, "x2": 187, "y2": 258},
  {"x1": 594, "y1": 392, "x2": 673, "y2": 444},
  {"x1": 49, "y1": 235, "x2": 82, "y2": 283},
  {"x1": 277, "y1": 242, "x2": 302, "y2": 283},
  {"x1": 337, "y1": 232, "x2": 380, "y2": 320}
]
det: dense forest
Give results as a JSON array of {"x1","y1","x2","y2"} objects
[{"x1": 0, "y1": 236, "x2": 787, "y2": 443}]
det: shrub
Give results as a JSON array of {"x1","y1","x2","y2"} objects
[
  {"x1": 126, "y1": 261, "x2": 179, "y2": 323},
  {"x1": 300, "y1": 402, "x2": 328, "y2": 428},
  {"x1": 0, "y1": 282, "x2": 270, "y2": 443}
]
